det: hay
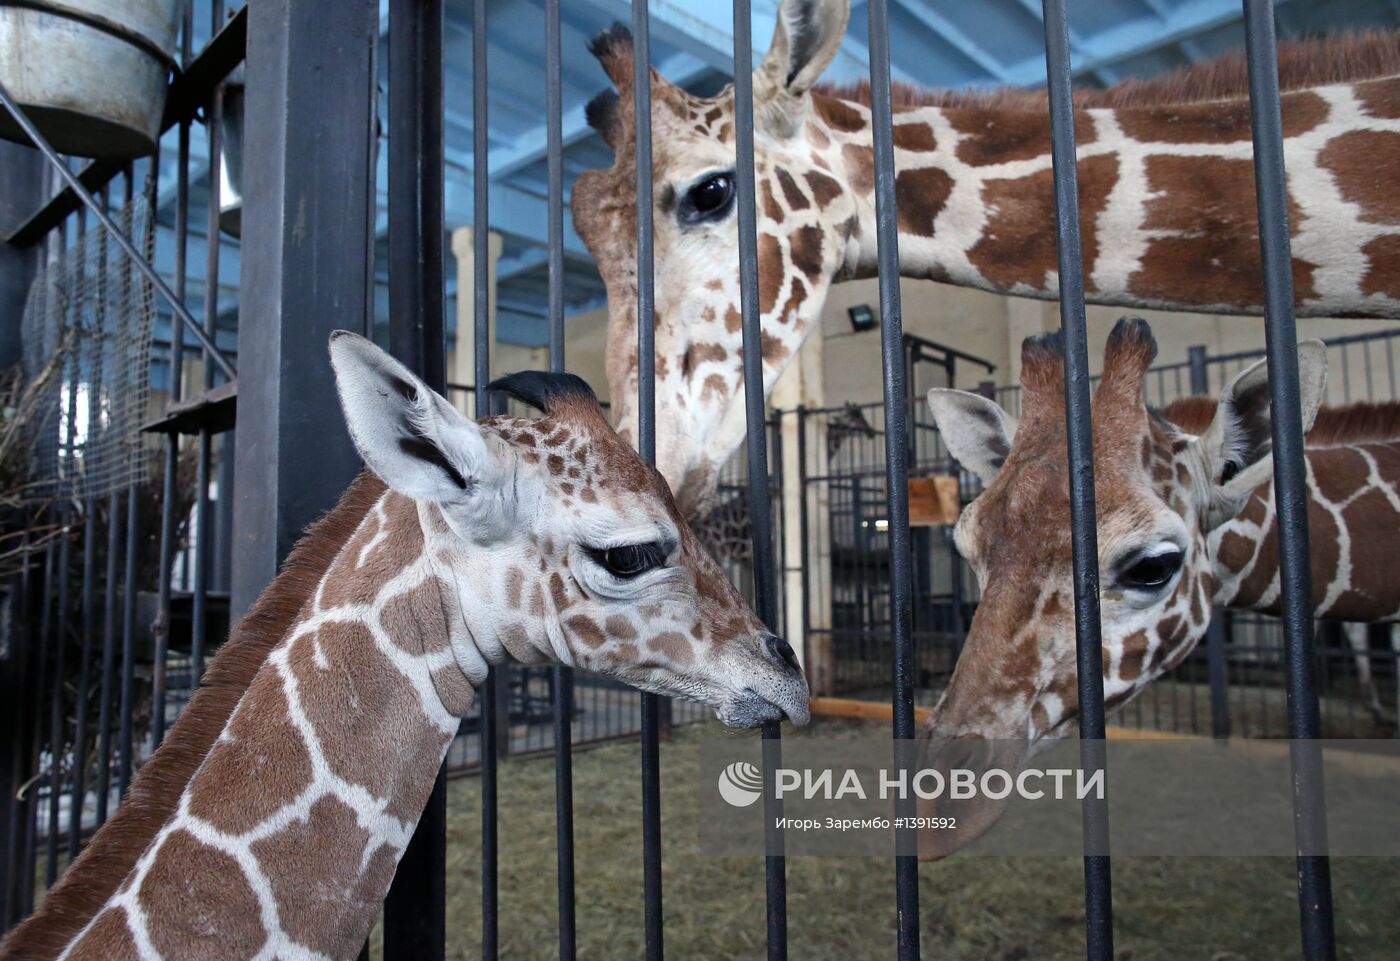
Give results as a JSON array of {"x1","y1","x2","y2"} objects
[{"x1": 363, "y1": 719, "x2": 1400, "y2": 960}]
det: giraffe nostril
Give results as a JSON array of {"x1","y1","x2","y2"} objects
[{"x1": 763, "y1": 633, "x2": 801, "y2": 675}]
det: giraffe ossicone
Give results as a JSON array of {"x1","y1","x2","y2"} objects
[
  {"x1": 573, "y1": 0, "x2": 1400, "y2": 518},
  {"x1": 918, "y1": 316, "x2": 1400, "y2": 858},
  {"x1": 2, "y1": 332, "x2": 807, "y2": 961}
]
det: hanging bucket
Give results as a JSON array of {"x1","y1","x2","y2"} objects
[
  {"x1": 0, "y1": 0, "x2": 183, "y2": 160},
  {"x1": 217, "y1": 69, "x2": 243, "y2": 237}
]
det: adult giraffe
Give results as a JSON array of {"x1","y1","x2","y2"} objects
[
  {"x1": 572, "y1": 0, "x2": 1400, "y2": 519},
  {"x1": 917, "y1": 316, "x2": 1400, "y2": 855},
  {"x1": 1, "y1": 333, "x2": 808, "y2": 960}
]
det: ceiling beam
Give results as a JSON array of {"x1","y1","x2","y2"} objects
[
  {"x1": 891, "y1": 0, "x2": 1013, "y2": 83},
  {"x1": 1003, "y1": 0, "x2": 1295, "y2": 86}
]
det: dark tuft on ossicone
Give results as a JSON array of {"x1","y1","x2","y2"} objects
[
  {"x1": 586, "y1": 89, "x2": 620, "y2": 135},
  {"x1": 488, "y1": 371, "x2": 600, "y2": 416},
  {"x1": 587, "y1": 22, "x2": 633, "y2": 63},
  {"x1": 1021, "y1": 328, "x2": 1066, "y2": 363},
  {"x1": 1106, "y1": 315, "x2": 1158, "y2": 359}
]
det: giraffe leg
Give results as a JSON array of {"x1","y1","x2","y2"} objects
[{"x1": 1345, "y1": 623, "x2": 1394, "y2": 728}]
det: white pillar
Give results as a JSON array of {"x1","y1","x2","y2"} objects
[
  {"x1": 772, "y1": 330, "x2": 830, "y2": 692},
  {"x1": 450, "y1": 227, "x2": 503, "y2": 415}
]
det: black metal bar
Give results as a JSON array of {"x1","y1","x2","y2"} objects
[
  {"x1": 116, "y1": 482, "x2": 138, "y2": 799},
  {"x1": 45, "y1": 216, "x2": 76, "y2": 886},
  {"x1": 471, "y1": 2, "x2": 499, "y2": 959},
  {"x1": 153, "y1": 5, "x2": 192, "y2": 744},
  {"x1": 23, "y1": 538, "x2": 53, "y2": 911},
  {"x1": 69, "y1": 494, "x2": 95, "y2": 857},
  {"x1": 1240, "y1": 1, "x2": 1335, "y2": 956},
  {"x1": 796, "y1": 407, "x2": 812, "y2": 672},
  {"x1": 384, "y1": 0, "x2": 449, "y2": 956},
  {"x1": 859, "y1": 0, "x2": 920, "y2": 955},
  {"x1": 94, "y1": 492, "x2": 120, "y2": 825},
  {"x1": 731, "y1": 3, "x2": 787, "y2": 957},
  {"x1": 230, "y1": 0, "x2": 377, "y2": 620},
  {"x1": 631, "y1": 3, "x2": 666, "y2": 958},
  {"x1": 542, "y1": 0, "x2": 576, "y2": 955},
  {"x1": 1039, "y1": 2, "x2": 1115, "y2": 958},
  {"x1": 0, "y1": 81, "x2": 236, "y2": 380}
]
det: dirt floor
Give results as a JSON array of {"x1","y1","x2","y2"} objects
[{"x1": 365, "y1": 717, "x2": 1400, "y2": 961}]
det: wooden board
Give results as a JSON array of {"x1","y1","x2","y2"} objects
[{"x1": 907, "y1": 476, "x2": 961, "y2": 526}]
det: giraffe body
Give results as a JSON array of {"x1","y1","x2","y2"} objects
[
  {"x1": 921, "y1": 316, "x2": 1400, "y2": 856},
  {"x1": 3, "y1": 335, "x2": 808, "y2": 960},
  {"x1": 572, "y1": 0, "x2": 1400, "y2": 517}
]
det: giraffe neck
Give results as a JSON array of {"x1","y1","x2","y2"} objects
[
  {"x1": 1211, "y1": 441, "x2": 1400, "y2": 622},
  {"x1": 816, "y1": 73, "x2": 1400, "y2": 318},
  {"x1": 30, "y1": 484, "x2": 480, "y2": 961}
]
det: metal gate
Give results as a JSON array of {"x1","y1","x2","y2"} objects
[{"x1": 0, "y1": 2, "x2": 1346, "y2": 961}]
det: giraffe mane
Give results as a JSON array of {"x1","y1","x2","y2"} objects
[
  {"x1": 1161, "y1": 396, "x2": 1400, "y2": 446},
  {"x1": 0, "y1": 470, "x2": 389, "y2": 961},
  {"x1": 819, "y1": 30, "x2": 1400, "y2": 112}
]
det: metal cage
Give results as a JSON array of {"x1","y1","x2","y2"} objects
[{"x1": 0, "y1": 1, "x2": 1346, "y2": 959}]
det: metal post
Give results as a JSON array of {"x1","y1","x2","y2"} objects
[
  {"x1": 1188, "y1": 345, "x2": 1209, "y2": 396},
  {"x1": 542, "y1": 0, "x2": 576, "y2": 955},
  {"x1": 0, "y1": 140, "x2": 43, "y2": 920},
  {"x1": 230, "y1": 0, "x2": 378, "y2": 619},
  {"x1": 630, "y1": 4, "x2": 667, "y2": 960},
  {"x1": 1241, "y1": 2, "x2": 1335, "y2": 956},
  {"x1": 1039, "y1": 3, "x2": 1115, "y2": 959},
  {"x1": 859, "y1": 0, "x2": 920, "y2": 955},
  {"x1": 383, "y1": 0, "x2": 448, "y2": 956},
  {"x1": 472, "y1": 3, "x2": 500, "y2": 958},
  {"x1": 731, "y1": 3, "x2": 787, "y2": 957}
]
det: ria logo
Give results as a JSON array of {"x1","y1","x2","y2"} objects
[{"x1": 717, "y1": 761, "x2": 764, "y2": 807}]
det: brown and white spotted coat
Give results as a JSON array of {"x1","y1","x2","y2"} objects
[
  {"x1": 1, "y1": 334, "x2": 807, "y2": 961},
  {"x1": 921, "y1": 316, "x2": 1400, "y2": 854},
  {"x1": 571, "y1": 0, "x2": 1400, "y2": 517}
]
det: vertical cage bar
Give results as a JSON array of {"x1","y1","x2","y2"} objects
[
  {"x1": 45, "y1": 214, "x2": 74, "y2": 886},
  {"x1": 70, "y1": 494, "x2": 96, "y2": 857},
  {"x1": 384, "y1": 0, "x2": 449, "y2": 956},
  {"x1": 471, "y1": 1, "x2": 499, "y2": 957},
  {"x1": 95, "y1": 490, "x2": 120, "y2": 826},
  {"x1": 154, "y1": 2, "x2": 194, "y2": 737},
  {"x1": 631, "y1": 4, "x2": 666, "y2": 959},
  {"x1": 117, "y1": 169, "x2": 138, "y2": 800},
  {"x1": 543, "y1": 0, "x2": 576, "y2": 956},
  {"x1": 731, "y1": 3, "x2": 788, "y2": 958},
  {"x1": 192, "y1": 19, "x2": 225, "y2": 684},
  {"x1": 1240, "y1": 2, "x2": 1336, "y2": 956},
  {"x1": 23, "y1": 538, "x2": 53, "y2": 910},
  {"x1": 861, "y1": 0, "x2": 919, "y2": 956},
  {"x1": 1039, "y1": 2, "x2": 1115, "y2": 958}
]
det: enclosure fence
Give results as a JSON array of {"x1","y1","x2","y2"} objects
[{"x1": 0, "y1": 1, "x2": 1347, "y2": 960}]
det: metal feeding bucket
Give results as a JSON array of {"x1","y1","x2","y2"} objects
[
  {"x1": 0, "y1": 0, "x2": 183, "y2": 159},
  {"x1": 218, "y1": 68, "x2": 244, "y2": 237}
]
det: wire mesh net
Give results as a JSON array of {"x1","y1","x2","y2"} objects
[{"x1": 20, "y1": 190, "x2": 157, "y2": 502}]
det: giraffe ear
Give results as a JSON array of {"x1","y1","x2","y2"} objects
[
  {"x1": 756, "y1": 0, "x2": 849, "y2": 131},
  {"x1": 1194, "y1": 340, "x2": 1328, "y2": 518},
  {"x1": 329, "y1": 331, "x2": 498, "y2": 505},
  {"x1": 926, "y1": 388, "x2": 1018, "y2": 485}
]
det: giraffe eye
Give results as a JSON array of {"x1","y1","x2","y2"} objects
[
  {"x1": 1119, "y1": 548, "x2": 1184, "y2": 591},
  {"x1": 588, "y1": 542, "x2": 667, "y2": 579},
  {"x1": 678, "y1": 171, "x2": 735, "y2": 225}
]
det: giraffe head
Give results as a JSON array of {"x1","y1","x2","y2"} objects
[
  {"x1": 917, "y1": 317, "x2": 1327, "y2": 854},
  {"x1": 329, "y1": 333, "x2": 809, "y2": 727},
  {"x1": 572, "y1": 0, "x2": 858, "y2": 518}
]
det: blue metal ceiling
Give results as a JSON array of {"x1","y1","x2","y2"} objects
[{"x1": 156, "y1": 0, "x2": 1400, "y2": 352}]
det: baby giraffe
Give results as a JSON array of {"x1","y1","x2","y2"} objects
[
  {"x1": 918, "y1": 316, "x2": 1340, "y2": 856},
  {"x1": 2, "y1": 333, "x2": 808, "y2": 960}
]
